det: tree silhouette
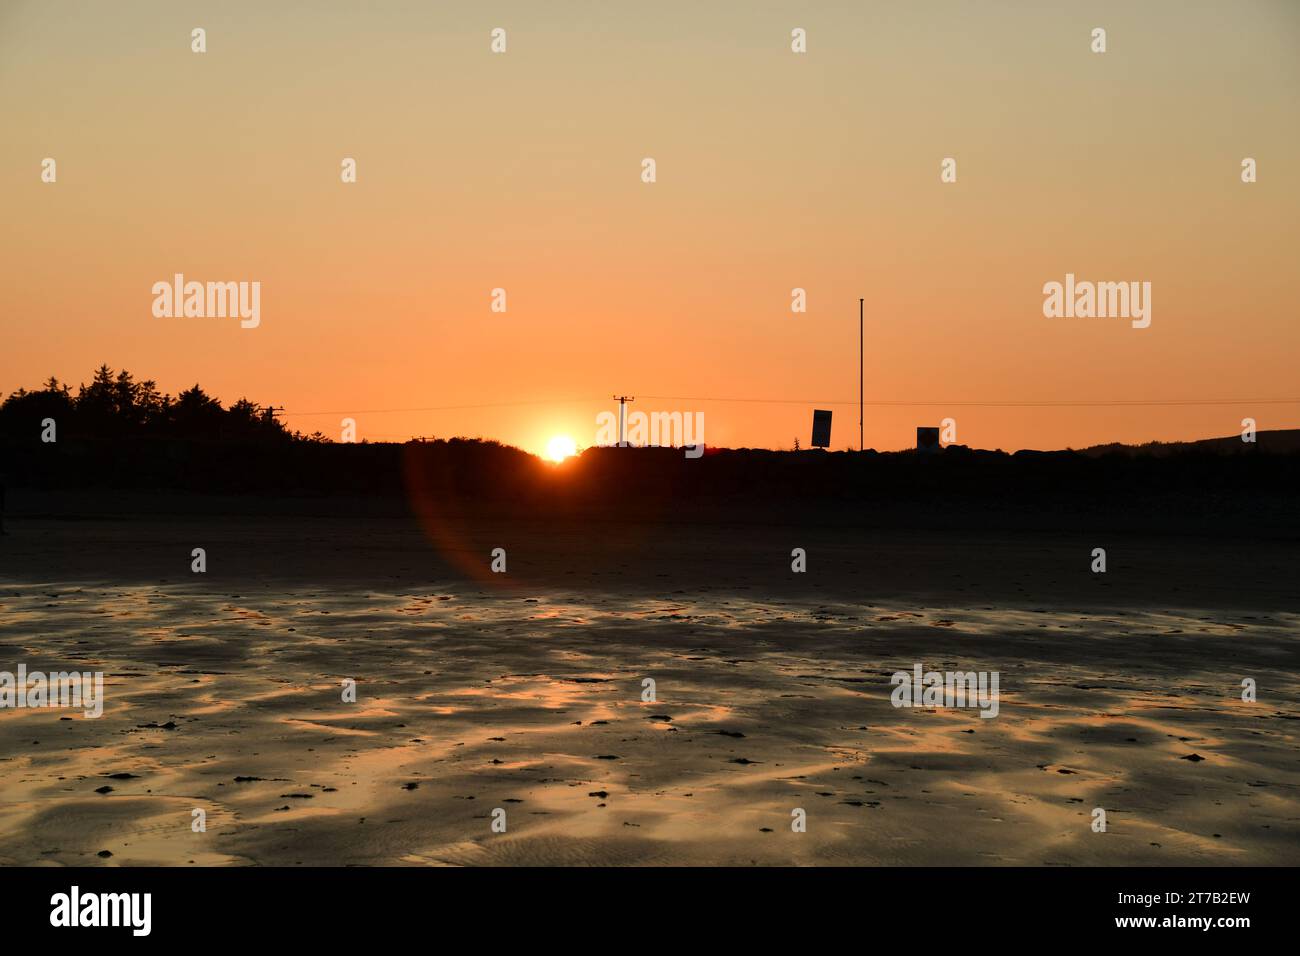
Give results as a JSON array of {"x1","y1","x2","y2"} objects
[{"x1": 0, "y1": 366, "x2": 295, "y2": 443}]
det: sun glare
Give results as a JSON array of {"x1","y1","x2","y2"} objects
[{"x1": 545, "y1": 435, "x2": 577, "y2": 463}]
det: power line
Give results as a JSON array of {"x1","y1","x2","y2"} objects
[
  {"x1": 280, "y1": 395, "x2": 1300, "y2": 417},
  {"x1": 282, "y1": 397, "x2": 603, "y2": 416},
  {"x1": 640, "y1": 396, "x2": 1300, "y2": 408}
]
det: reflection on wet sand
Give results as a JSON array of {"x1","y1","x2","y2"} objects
[{"x1": 0, "y1": 583, "x2": 1295, "y2": 866}]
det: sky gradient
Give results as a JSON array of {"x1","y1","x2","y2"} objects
[{"x1": 3, "y1": 0, "x2": 1298, "y2": 455}]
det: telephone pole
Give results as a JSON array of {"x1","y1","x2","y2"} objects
[
  {"x1": 613, "y1": 395, "x2": 635, "y2": 447},
  {"x1": 858, "y1": 298, "x2": 864, "y2": 452}
]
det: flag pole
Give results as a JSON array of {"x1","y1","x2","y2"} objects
[{"x1": 859, "y1": 298, "x2": 864, "y2": 452}]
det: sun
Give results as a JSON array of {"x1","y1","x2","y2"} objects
[{"x1": 545, "y1": 434, "x2": 577, "y2": 463}]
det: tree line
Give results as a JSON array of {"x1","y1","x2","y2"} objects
[{"x1": 0, "y1": 365, "x2": 315, "y2": 442}]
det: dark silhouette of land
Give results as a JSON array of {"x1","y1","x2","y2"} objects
[
  {"x1": 4, "y1": 366, "x2": 1297, "y2": 606},
  {"x1": 1, "y1": 368, "x2": 1297, "y2": 867},
  {"x1": 4, "y1": 367, "x2": 1299, "y2": 539}
]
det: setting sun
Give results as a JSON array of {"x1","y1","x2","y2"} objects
[{"x1": 545, "y1": 435, "x2": 577, "y2": 463}]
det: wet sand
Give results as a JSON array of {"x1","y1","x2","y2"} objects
[{"x1": 0, "y1": 505, "x2": 1297, "y2": 866}]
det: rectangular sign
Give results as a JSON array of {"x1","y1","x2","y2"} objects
[{"x1": 811, "y1": 409, "x2": 832, "y2": 448}]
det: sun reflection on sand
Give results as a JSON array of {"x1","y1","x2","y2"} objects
[{"x1": 0, "y1": 582, "x2": 1295, "y2": 865}]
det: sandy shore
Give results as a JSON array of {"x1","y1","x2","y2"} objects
[{"x1": 1, "y1": 509, "x2": 1297, "y2": 866}]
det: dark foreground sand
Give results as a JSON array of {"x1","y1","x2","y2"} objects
[{"x1": 0, "y1": 504, "x2": 1296, "y2": 866}]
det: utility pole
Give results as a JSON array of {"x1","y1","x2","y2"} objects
[
  {"x1": 613, "y1": 395, "x2": 635, "y2": 447},
  {"x1": 858, "y1": 298, "x2": 864, "y2": 452}
]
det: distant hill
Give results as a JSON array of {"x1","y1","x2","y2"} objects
[{"x1": 1076, "y1": 429, "x2": 1300, "y2": 457}]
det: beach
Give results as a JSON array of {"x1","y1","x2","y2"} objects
[{"x1": 1, "y1": 503, "x2": 1296, "y2": 866}]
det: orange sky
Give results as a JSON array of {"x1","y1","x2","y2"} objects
[{"x1": 3, "y1": 0, "x2": 1298, "y2": 456}]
